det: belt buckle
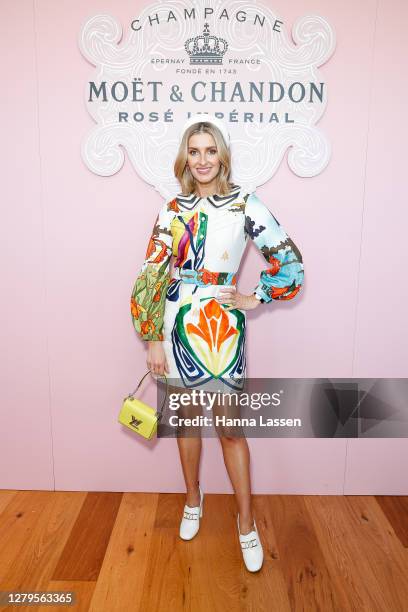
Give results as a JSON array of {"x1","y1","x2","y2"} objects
[
  {"x1": 180, "y1": 269, "x2": 196, "y2": 284},
  {"x1": 182, "y1": 269, "x2": 206, "y2": 287}
]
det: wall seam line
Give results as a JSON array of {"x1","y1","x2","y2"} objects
[{"x1": 344, "y1": 0, "x2": 380, "y2": 495}]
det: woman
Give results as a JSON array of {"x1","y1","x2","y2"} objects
[{"x1": 130, "y1": 113, "x2": 304, "y2": 572}]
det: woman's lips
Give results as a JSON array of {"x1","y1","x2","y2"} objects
[{"x1": 197, "y1": 167, "x2": 211, "y2": 173}]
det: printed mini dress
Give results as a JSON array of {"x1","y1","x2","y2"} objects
[{"x1": 130, "y1": 184, "x2": 304, "y2": 390}]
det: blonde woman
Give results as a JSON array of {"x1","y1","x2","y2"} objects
[{"x1": 130, "y1": 113, "x2": 304, "y2": 572}]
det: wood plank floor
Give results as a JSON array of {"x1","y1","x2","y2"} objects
[{"x1": 0, "y1": 491, "x2": 407, "y2": 611}]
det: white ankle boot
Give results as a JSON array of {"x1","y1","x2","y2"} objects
[
  {"x1": 179, "y1": 484, "x2": 204, "y2": 540},
  {"x1": 237, "y1": 513, "x2": 264, "y2": 572}
]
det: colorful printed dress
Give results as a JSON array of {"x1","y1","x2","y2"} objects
[{"x1": 130, "y1": 184, "x2": 304, "y2": 390}]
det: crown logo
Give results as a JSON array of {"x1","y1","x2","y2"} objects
[{"x1": 185, "y1": 23, "x2": 228, "y2": 65}]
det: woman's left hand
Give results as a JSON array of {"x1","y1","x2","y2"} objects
[{"x1": 216, "y1": 287, "x2": 260, "y2": 311}]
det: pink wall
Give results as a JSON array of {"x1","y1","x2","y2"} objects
[{"x1": 1, "y1": 0, "x2": 407, "y2": 494}]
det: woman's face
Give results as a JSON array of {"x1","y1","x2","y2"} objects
[{"x1": 186, "y1": 132, "x2": 221, "y2": 187}]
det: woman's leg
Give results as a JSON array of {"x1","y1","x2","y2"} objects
[
  {"x1": 177, "y1": 437, "x2": 202, "y2": 506},
  {"x1": 213, "y1": 393, "x2": 255, "y2": 534},
  {"x1": 173, "y1": 384, "x2": 203, "y2": 507},
  {"x1": 219, "y1": 437, "x2": 254, "y2": 534}
]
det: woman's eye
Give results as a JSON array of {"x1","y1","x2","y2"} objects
[{"x1": 189, "y1": 150, "x2": 217, "y2": 155}]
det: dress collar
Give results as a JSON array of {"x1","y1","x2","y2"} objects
[{"x1": 176, "y1": 184, "x2": 241, "y2": 210}]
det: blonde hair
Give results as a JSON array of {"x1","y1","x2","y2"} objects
[{"x1": 174, "y1": 122, "x2": 233, "y2": 196}]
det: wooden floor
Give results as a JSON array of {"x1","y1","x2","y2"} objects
[{"x1": 0, "y1": 491, "x2": 407, "y2": 611}]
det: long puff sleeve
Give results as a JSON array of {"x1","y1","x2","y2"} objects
[
  {"x1": 130, "y1": 202, "x2": 174, "y2": 341},
  {"x1": 244, "y1": 192, "x2": 304, "y2": 303}
]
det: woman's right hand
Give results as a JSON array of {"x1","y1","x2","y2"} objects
[{"x1": 147, "y1": 341, "x2": 170, "y2": 377}]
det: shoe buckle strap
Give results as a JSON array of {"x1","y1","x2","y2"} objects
[
  {"x1": 183, "y1": 509, "x2": 199, "y2": 520},
  {"x1": 240, "y1": 538, "x2": 258, "y2": 549}
]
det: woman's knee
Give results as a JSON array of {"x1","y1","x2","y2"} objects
[{"x1": 215, "y1": 427, "x2": 245, "y2": 441}]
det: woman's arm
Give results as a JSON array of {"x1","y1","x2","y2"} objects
[
  {"x1": 146, "y1": 339, "x2": 169, "y2": 376},
  {"x1": 130, "y1": 201, "x2": 174, "y2": 376},
  {"x1": 130, "y1": 201, "x2": 173, "y2": 341},
  {"x1": 244, "y1": 192, "x2": 304, "y2": 303}
]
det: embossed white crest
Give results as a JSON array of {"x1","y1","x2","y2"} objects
[{"x1": 79, "y1": 0, "x2": 335, "y2": 200}]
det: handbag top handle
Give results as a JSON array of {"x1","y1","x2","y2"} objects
[{"x1": 126, "y1": 370, "x2": 169, "y2": 418}]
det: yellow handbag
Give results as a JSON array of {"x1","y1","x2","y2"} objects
[{"x1": 118, "y1": 370, "x2": 168, "y2": 440}]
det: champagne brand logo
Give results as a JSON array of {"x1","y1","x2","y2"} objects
[
  {"x1": 185, "y1": 22, "x2": 228, "y2": 65},
  {"x1": 79, "y1": 0, "x2": 336, "y2": 198}
]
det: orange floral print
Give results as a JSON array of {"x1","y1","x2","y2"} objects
[
  {"x1": 146, "y1": 237, "x2": 170, "y2": 264},
  {"x1": 198, "y1": 269, "x2": 220, "y2": 285},
  {"x1": 168, "y1": 198, "x2": 180, "y2": 213},
  {"x1": 141, "y1": 319, "x2": 156, "y2": 335},
  {"x1": 187, "y1": 298, "x2": 237, "y2": 352},
  {"x1": 271, "y1": 284, "x2": 302, "y2": 300},
  {"x1": 265, "y1": 255, "x2": 281, "y2": 276},
  {"x1": 130, "y1": 297, "x2": 145, "y2": 320}
]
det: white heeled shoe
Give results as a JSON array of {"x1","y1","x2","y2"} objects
[
  {"x1": 237, "y1": 513, "x2": 264, "y2": 572},
  {"x1": 179, "y1": 484, "x2": 204, "y2": 540}
]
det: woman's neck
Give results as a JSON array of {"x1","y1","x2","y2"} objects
[
  {"x1": 195, "y1": 181, "x2": 230, "y2": 198},
  {"x1": 195, "y1": 184, "x2": 216, "y2": 198}
]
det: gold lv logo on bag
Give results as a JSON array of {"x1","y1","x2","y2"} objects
[{"x1": 129, "y1": 415, "x2": 143, "y2": 428}]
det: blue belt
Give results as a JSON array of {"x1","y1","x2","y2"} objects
[{"x1": 176, "y1": 268, "x2": 237, "y2": 287}]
